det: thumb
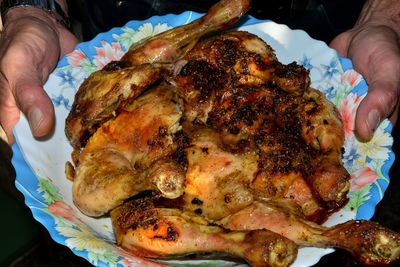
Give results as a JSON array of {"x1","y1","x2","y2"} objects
[
  {"x1": 355, "y1": 80, "x2": 399, "y2": 141},
  {"x1": 14, "y1": 74, "x2": 55, "y2": 138}
]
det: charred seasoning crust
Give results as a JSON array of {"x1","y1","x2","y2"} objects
[
  {"x1": 153, "y1": 225, "x2": 179, "y2": 241},
  {"x1": 113, "y1": 197, "x2": 180, "y2": 242},
  {"x1": 171, "y1": 130, "x2": 191, "y2": 169},
  {"x1": 179, "y1": 59, "x2": 228, "y2": 100},
  {"x1": 114, "y1": 198, "x2": 158, "y2": 231}
]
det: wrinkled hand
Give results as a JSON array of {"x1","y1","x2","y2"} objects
[
  {"x1": 330, "y1": 2, "x2": 400, "y2": 142},
  {"x1": 0, "y1": 7, "x2": 78, "y2": 144}
]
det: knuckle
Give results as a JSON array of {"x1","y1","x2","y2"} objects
[{"x1": 374, "y1": 85, "x2": 399, "y2": 115}]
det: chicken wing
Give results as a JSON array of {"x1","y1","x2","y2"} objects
[
  {"x1": 254, "y1": 119, "x2": 349, "y2": 220},
  {"x1": 274, "y1": 87, "x2": 345, "y2": 153},
  {"x1": 66, "y1": 64, "x2": 163, "y2": 149}
]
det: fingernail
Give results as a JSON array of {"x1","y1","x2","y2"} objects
[
  {"x1": 367, "y1": 109, "x2": 381, "y2": 134},
  {"x1": 28, "y1": 108, "x2": 43, "y2": 134}
]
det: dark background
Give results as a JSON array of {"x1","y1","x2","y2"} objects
[{"x1": 2, "y1": 0, "x2": 400, "y2": 266}]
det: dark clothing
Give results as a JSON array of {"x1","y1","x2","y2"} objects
[{"x1": 74, "y1": 0, "x2": 365, "y2": 44}]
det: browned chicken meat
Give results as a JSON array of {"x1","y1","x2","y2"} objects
[
  {"x1": 174, "y1": 32, "x2": 349, "y2": 221},
  {"x1": 64, "y1": 0, "x2": 400, "y2": 266}
]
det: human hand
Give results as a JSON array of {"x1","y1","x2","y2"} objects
[
  {"x1": 0, "y1": 6, "x2": 78, "y2": 144},
  {"x1": 329, "y1": 0, "x2": 400, "y2": 142}
]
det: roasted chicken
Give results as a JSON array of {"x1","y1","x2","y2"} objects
[{"x1": 64, "y1": 0, "x2": 400, "y2": 266}]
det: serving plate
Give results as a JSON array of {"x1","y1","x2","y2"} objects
[{"x1": 11, "y1": 12, "x2": 394, "y2": 266}]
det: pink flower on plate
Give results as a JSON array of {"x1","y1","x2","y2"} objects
[
  {"x1": 48, "y1": 201, "x2": 83, "y2": 224},
  {"x1": 340, "y1": 92, "x2": 364, "y2": 137},
  {"x1": 350, "y1": 167, "x2": 378, "y2": 192},
  {"x1": 341, "y1": 69, "x2": 362, "y2": 87},
  {"x1": 93, "y1": 41, "x2": 125, "y2": 69},
  {"x1": 67, "y1": 49, "x2": 87, "y2": 68}
]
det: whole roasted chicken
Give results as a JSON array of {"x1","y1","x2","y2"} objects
[{"x1": 65, "y1": 0, "x2": 400, "y2": 266}]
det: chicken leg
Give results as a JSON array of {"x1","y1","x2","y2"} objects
[
  {"x1": 111, "y1": 197, "x2": 298, "y2": 267},
  {"x1": 221, "y1": 199, "x2": 400, "y2": 266},
  {"x1": 119, "y1": 0, "x2": 251, "y2": 66}
]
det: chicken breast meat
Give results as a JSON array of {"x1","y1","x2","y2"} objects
[{"x1": 65, "y1": 0, "x2": 400, "y2": 266}]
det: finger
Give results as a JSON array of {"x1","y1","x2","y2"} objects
[
  {"x1": 13, "y1": 73, "x2": 55, "y2": 138},
  {"x1": 0, "y1": 74, "x2": 18, "y2": 144},
  {"x1": 329, "y1": 31, "x2": 352, "y2": 58},
  {"x1": 58, "y1": 29, "x2": 80, "y2": 58},
  {"x1": 350, "y1": 30, "x2": 400, "y2": 141},
  {"x1": 0, "y1": 24, "x2": 59, "y2": 139},
  {"x1": 355, "y1": 79, "x2": 399, "y2": 141}
]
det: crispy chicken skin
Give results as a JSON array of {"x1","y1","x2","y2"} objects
[
  {"x1": 300, "y1": 88, "x2": 345, "y2": 153},
  {"x1": 72, "y1": 83, "x2": 185, "y2": 216},
  {"x1": 66, "y1": 64, "x2": 163, "y2": 150},
  {"x1": 111, "y1": 197, "x2": 298, "y2": 267},
  {"x1": 176, "y1": 32, "x2": 342, "y2": 153},
  {"x1": 254, "y1": 119, "x2": 349, "y2": 219},
  {"x1": 177, "y1": 31, "x2": 310, "y2": 96}
]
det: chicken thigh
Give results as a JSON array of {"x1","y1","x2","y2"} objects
[{"x1": 71, "y1": 83, "x2": 185, "y2": 216}]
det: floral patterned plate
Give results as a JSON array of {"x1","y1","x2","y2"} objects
[{"x1": 12, "y1": 12, "x2": 394, "y2": 267}]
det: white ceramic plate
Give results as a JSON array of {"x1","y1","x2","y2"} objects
[{"x1": 12, "y1": 12, "x2": 394, "y2": 267}]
